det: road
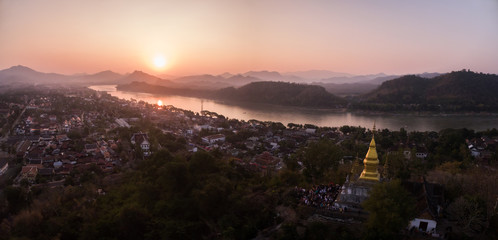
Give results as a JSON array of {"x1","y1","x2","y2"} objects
[{"x1": 0, "y1": 105, "x2": 27, "y2": 143}]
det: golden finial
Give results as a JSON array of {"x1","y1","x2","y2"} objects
[{"x1": 360, "y1": 123, "x2": 380, "y2": 181}]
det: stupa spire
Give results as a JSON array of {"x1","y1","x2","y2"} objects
[{"x1": 359, "y1": 123, "x2": 380, "y2": 181}]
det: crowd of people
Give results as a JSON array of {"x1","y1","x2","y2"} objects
[{"x1": 295, "y1": 184, "x2": 341, "y2": 209}]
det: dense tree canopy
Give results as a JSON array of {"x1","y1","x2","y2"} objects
[
  {"x1": 362, "y1": 180, "x2": 416, "y2": 240},
  {"x1": 295, "y1": 139, "x2": 343, "y2": 183}
]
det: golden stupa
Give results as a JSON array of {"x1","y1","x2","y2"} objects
[{"x1": 359, "y1": 125, "x2": 380, "y2": 181}]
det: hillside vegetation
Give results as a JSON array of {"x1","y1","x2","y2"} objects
[
  {"x1": 357, "y1": 70, "x2": 498, "y2": 111},
  {"x1": 217, "y1": 81, "x2": 346, "y2": 108}
]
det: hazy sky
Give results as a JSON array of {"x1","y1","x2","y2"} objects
[{"x1": 1, "y1": 0, "x2": 497, "y2": 76}]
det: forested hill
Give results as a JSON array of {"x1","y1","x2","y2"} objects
[
  {"x1": 358, "y1": 70, "x2": 498, "y2": 111},
  {"x1": 216, "y1": 81, "x2": 346, "y2": 108},
  {"x1": 117, "y1": 81, "x2": 346, "y2": 108},
  {"x1": 118, "y1": 71, "x2": 498, "y2": 111}
]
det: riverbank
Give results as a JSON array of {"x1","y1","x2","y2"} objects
[{"x1": 89, "y1": 85, "x2": 498, "y2": 131}]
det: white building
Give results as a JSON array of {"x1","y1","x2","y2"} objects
[
  {"x1": 409, "y1": 218, "x2": 437, "y2": 235},
  {"x1": 131, "y1": 132, "x2": 151, "y2": 156},
  {"x1": 202, "y1": 134, "x2": 225, "y2": 145}
]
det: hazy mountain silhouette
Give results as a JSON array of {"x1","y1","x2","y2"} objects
[
  {"x1": 363, "y1": 72, "x2": 442, "y2": 85},
  {"x1": 174, "y1": 74, "x2": 224, "y2": 84},
  {"x1": 319, "y1": 73, "x2": 389, "y2": 84},
  {"x1": 2, "y1": 65, "x2": 488, "y2": 111},
  {"x1": 86, "y1": 70, "x2": 123, "y2": 81},
  {"x1": 218, "y1": 72, "x2": 234, "y2": 79},
  {"x1": 283, "y1": 70, "x2": 353, "y2": 81},
  {"x1": 243, "y1": 71, "x2": 285, "y2": 81},
  {"x1": 0, "y1": 65, "x2": 175, "y2": 87},
  {"x1": 360, "y1": 70, "x2": 498, "y2": 111},
  {"x1": 0, "y1": 65, "x2": 460, "y2": 103},
  {"x1": 313, "y1": 72, "x2": 442, "y2": 96},
  {"x1": 172, "y1": 74, "x2": 260, "y2": 90},
  {"x1": 242, "y1": 70, "x2": 303, "y2": 82},
  {"x1": 225, "y1": 75, "x2": 262, "y2": 87},
  {"x1": 172, "y1": 74, "x2": 232, "y2": 90},
  {"x1": 119, "y1": 70, "x2": 174, "y2": 86},
  {"x1": 71, "y1": 70, "x2": 123, "y2": 85},
  {"x1": 0, "y1": 65, "x2": 67, "y2": 85}
]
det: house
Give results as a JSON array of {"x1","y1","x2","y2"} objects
[
  {"x1": 194, "y1": 124, "x2": 214, "y2": 131},
  {"x1": 187, "y1": 145, "x2": 198, "y2": 153},
  {"x1": 16, "y1": 140, "x2": 32, "y2": 158},
  {"x1": 253, "y1": 151, "x2": 282, "y2": 173},
  {"x1": 49, "y1": 125, "x2": 58, "y2": 134},
  {"x1": 468, "y1": 145, "x2": 481, "y2": 157},
  {"x1": 20, "y1": 165, "x2": 38, "y2": 182},
  {"x1": 409, "y1": 218, "x2": 437, "y2": 234},
  {"x1": 26, "y1": 148, "x2": 43, "y2": 165},
  {"x1": 403, "y1": 150, "x2": 411, "y2": 159},
  {"x1": 56, "y1": 134, "x2": 70, "y2": 143},
  {"x1": 38, "y1": 168, "x2": 54, "y2": 177},
  {"x1": 415, "y1": 152, "x2": 428, "y2": 159},
  {"x1": 85, "y1": 144, "x2": 98, "y2": 154},
  {"x1": 28, "y1": 157, "x2": 42, "y2": 165},
  {"x1": 202, "y1": 134, "x2": 225, "y2": 145},
  {"x1": 131, "y1": 132, "x2": 151, "y2": 156},
  {"x1": 26, "y1": 116, "x2": 33, "y2": 125},
  {"x1": 269, "y1": 142, "x2": 279, "y2": 150},
  {"x1": 53, "y1": 161, "x2": 63, "y2": 169},
  {"x1": 245, "y1": 141, "x2": 257, "y2": 150},
  {"x1": 415, "y1": 147, "x2": 429, "y2": 159},
  {"x1": 247, "y1": 136, "x2": 259, "y2": 142},
  {"x1": 63, "y1": 121, "x2": 71, "y2": 132},
  {"x1": 115, "y1": 118, "x2": 130, "y2": 128},
  {"x1": 305, "y1": 128, "x2": 317, "y2": 134}
]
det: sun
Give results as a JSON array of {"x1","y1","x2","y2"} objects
[
  {"x1": 153, "y1": 55, "x2": 167, "y2": 68},
  {"x1": 157, "y1": 100, "x2": 163, "y2": 106}
]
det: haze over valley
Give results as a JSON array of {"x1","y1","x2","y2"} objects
[
  {"x1": 3, "y1": 65, "x2": 497, "y2": 113},
  {"x1": 0, "y1": 65, "x2": 436, "y2": 94}
]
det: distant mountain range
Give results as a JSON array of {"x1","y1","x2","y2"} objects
[
  {"x1": 0, "y1": 65, "x2": 68, "y2": 85},
  {"x1": 117, "y1": 70, "x2": 498, "y2": 111},
  {"x1": 0, "y1": 65, "x2": 124, "y2": 86},
  {"x1": 3, "y1": 65, "x2": 498, "y2": 111},
  {"x1": 284, "y1": 70, "x2": 354, "y2": 80},
  {"x1": 0, "y1": 65, "x2": 441, "y2": 96}
]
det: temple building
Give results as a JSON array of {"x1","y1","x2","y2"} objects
[{"x1": 334, "y1": 125, "x2": 380, "y2": 209}]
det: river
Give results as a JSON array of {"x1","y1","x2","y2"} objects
[{"x1": 89, "y1": 85, "x2": 498, "y2": 132}]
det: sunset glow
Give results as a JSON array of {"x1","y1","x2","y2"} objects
[
  {"x1": 153, "y1": 55, "x2": 167, "y2": 69},
  {"x1": 157, "y1": 100, "x2": 163, "y2": 106},
  {"x1": 0, "y1": 0, "x2": 497, "y2": 75}
]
